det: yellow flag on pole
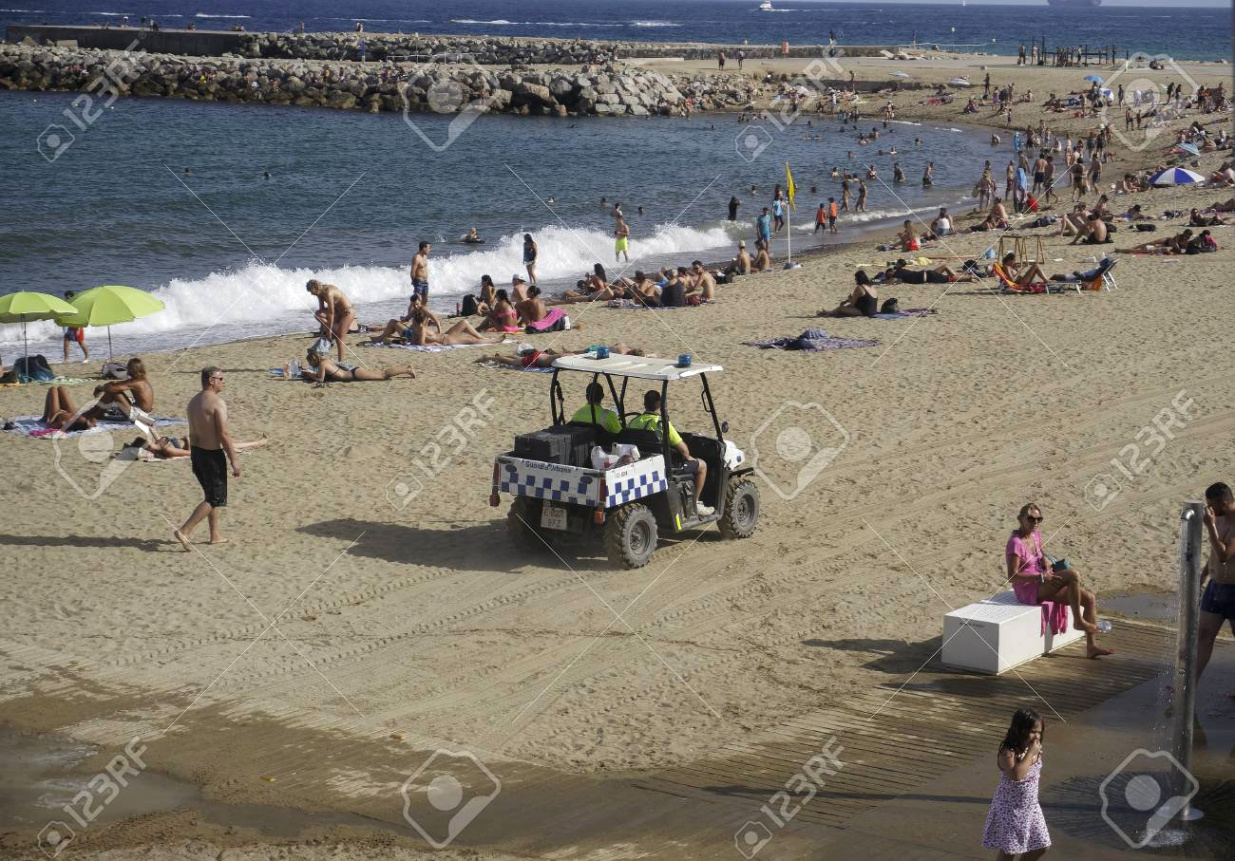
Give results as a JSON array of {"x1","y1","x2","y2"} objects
[{"x1": 785, "y1": 163, "x2": 797, "y2": 212}]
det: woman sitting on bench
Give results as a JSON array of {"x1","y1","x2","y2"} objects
[{"x1": 1007, "y1": 503, "x2": 1112, "y2": 658}]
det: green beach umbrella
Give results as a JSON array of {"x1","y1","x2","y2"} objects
[
  {"x1": 0, "y1": 290, "x2": 78, "y2": 367},
  {"x1": 58, "y1": 285, "x2": 166, "y2": 360}
]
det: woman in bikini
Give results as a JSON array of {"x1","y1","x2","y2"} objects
[
  {"x1": 1007, "y1": 503, "x2": 1112, "y2": 658},
  {"x1": 368, "y1": 293, "x2": 440, "y2": 345},
  {"x1": 408, "y1": 308, "x2": 505, "y2": 347},
  {"x1": 132, "y1": 435, "x2": 268, "y2": 460},
  {"x1": 480, "y1": 289, "x2": 521, "y2": 334},
  {"x1": 304, "y1": 349, "x2": 416, "y2": 384},
  {"x1": 476, "y1": 344, "x2": 645, "y2": 370},
  {"x1": 40, "y1": 385, "x2": 95, "y2": 431},
  {"x1": 306, "y1": 279, "x2": 356, "y2": 362}
]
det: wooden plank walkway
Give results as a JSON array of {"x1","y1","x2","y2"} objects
[{"x1": 634, "y1": 620, "x2": 1176, "y2": 830}]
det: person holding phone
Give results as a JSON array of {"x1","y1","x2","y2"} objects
[{"x1": 1007, "y1": 503, "x2": 1112, "y2": 658}]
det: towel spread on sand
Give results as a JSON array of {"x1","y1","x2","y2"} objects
[
  {"x1": 360, "y1": 341, "x2": 492, "y2": 353},
  {"x1": 744, "y1": 329, "x2": 880, "y2": 352},
  {"x1": 524, "y1": 307, "x2": 567, "y2": 332},
  {"x1": 0, "y1": 376, "x2": 96, "y2": 389},
  {"x1": 4, "y1": 415, "x2": 184, "y2": 439},
  {"x1": 873, "y1": 308, "x2": 936, "y2": 320}
]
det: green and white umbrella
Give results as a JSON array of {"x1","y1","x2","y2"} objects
[
  {"x1": 0, "y1": 291, "x2": 78, "y2": 366},
  {"x1": 57, "y1": 285, "x2": 166, "y2": 360}
]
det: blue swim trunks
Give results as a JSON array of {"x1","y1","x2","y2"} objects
[
  {"x1": 1201, "y1": 581, "x2": 1235, "y2": 621},
  {"x1": 412, "y1": 278, "x2": 429, "y2": 299}
]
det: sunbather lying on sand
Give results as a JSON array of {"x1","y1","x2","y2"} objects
[
  {"x1": 305, "y1": 350, "x2": 416, "y2": 384},
  {"x1": 405, "y1": 308, "x2": 506, "y2": 346},
  {"x1": 886, "y1": 260, "x2": 977, "y2": 284},
  {"x1": 129, "y1": 435, "x2": 268, "y2": 460},
  {"x1": 368, "y1": 293, "x2": 440, "y2": 344},
  {"x1": 1124, "y1": 229, "x2": 1193, "y2": 254},
  {"x1": 476, "y1": 343, "x2": 646, "y2": 369}
]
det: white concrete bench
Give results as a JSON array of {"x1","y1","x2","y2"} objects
[{"x1": 941, "y1": 590, "x2": 1085, "y2": 675}]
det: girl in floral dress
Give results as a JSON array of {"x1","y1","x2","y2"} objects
[{"x1": 982, "y1": 708, "x2": 1051, "y2": 860}]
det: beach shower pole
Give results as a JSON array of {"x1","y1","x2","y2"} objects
[{"x1": 1171, "y1": 501, "x2": 1205, "y2": 823}]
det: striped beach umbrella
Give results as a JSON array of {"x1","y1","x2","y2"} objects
[{"x1": 1149, "y1": 167, "x2": 1205, "y2": 187}]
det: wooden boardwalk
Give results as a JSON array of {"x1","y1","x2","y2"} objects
[{"x1": 635, "y1": 619, "x2": 1176, "y2": 831}]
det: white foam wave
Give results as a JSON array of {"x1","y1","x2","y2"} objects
[
  {"x1": 0, "y1": 223, "x2": 737, "y2": 349},
  {"x1": 631, "y1": 21, "x2": 680, "y2": 28},
  {"x1": 451, "y1": 18, "x2": 515, "y2": 25},
  {"x1": 195, "y1": 13, "x2": 252, "y2": 19}
]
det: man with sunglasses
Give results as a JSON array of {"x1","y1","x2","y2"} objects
[
  {"x1": 1007, "y1": 503, "x2": 1112, "y2": 658},
  {"x1": 174, "y1": 367, "x2": 240, "y2": 551}
]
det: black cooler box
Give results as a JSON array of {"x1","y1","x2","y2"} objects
[{"x1": 514, "y1": 425, "x2": 597, "y2": 466}]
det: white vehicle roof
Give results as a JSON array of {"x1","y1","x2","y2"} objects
[{"x1": 552, "y1": 354, "x2": 723, "y2": 381}]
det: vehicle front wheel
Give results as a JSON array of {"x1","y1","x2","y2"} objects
[
  {"x1": 604, "y1": 503, "x2": 658, "y2": 569},
  {"x1": 508, "y1": 496, "x2": 550, "y2": 552},
  {"x1": 719, "y1": 476, "x2": 760, "y2": 539}
]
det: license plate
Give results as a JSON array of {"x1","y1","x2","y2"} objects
[{"x1": 540, "y1": 503, "x2": 568, "y2": 531}]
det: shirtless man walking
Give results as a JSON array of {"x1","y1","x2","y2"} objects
[
  {"x1": 174, "y1": 367, "x2": 240, "y2": 551},
  {"x1": 410, "y1": 241, "x2": 431, "y2": 302}
]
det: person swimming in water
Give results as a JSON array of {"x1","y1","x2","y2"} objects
[{"x1": 462, "y1": 228, "x2": 483, "y2": 244}]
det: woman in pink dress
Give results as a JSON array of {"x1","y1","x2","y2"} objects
[
  {"x1": 982, "y1": 707, "x2": 1050, "y2": 859},
  {"x1": 1006, "y1": 503, "x2": 1112, "y2": 658}
]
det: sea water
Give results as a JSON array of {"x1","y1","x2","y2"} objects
[{"x1": 0, "y1": 90, "x2": 993, "y2": 357}]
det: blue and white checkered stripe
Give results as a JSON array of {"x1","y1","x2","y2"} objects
[
  {"x1": 499, "y1": 464, "x2": 597, "y2": 505},
  {"x1": 605, "y1": 469, "x2": 668, "y2": 507}
]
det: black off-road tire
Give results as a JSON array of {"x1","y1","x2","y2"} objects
[
  {"x1": 508, "y1": 496, "x2": 550, "y2": 552},
  {"x1": 604, "y1": 503, "x2": 658, "y2": 569},
  {"x1": 718, "y1": 476, "x2": 760, "y2": 539}
]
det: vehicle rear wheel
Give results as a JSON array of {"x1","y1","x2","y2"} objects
[
  {"x1": 604, "y1": 503, "x2": 658, "y2": 569},
  {"x1": 508, "y1": 496, "x2": 550, "y2": 552},
  {"x1": 719, "y1": 476, "x2": 760, "y2": 539}
]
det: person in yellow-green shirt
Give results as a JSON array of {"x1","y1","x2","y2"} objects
[
  {"x1": 571, "y1": 382, "x2": 621, "y2": 433},
  {"x1": 628, "y1": 390, "x2": 712, "y2": 516}
]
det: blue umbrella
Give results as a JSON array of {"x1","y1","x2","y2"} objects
[
  {"x1": 1084, "y1": 74, "x2": 1103, "y2": 83},
  {"x1": 1149, "y1": 167, "x2": 1204, "y2": 186},
  {"x1": 1175, "y1": 142, "x2": 1201, "y2": 157}
]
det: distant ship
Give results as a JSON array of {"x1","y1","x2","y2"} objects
[
  {"x1": 1046, "y1": 0, "x2": 1103, "y2": 7},
  {"x1": 759, "y1": 0, "x2": 774, "y2": 10}
]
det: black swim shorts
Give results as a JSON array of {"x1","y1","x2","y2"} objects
[{"x1": 190, "y1": 446, "x2": 228, "y2": 507}]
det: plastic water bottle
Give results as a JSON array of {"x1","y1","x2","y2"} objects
[
  {"x1": 1097, "y1": 620, "x2": 1112, "y2": 634},
  {"x1": 289, "y1": 358, "x2": 300, "y2": 379}
]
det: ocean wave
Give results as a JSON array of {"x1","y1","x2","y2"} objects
[
  {"x1": 451, "y1": 19, "x2": 515, "y2": 25},
  {"x1": 0, "y1": 8, "x2": 49, "y2": 12},
  {"x1": 631, "y1": 21, "x2": 680, "y2": 28},
  {"x1": 195, "y1": 13, "x2": 252, "y2": 19},
  {"x1": 0, "y1": 223, "x2": 738, "y2": 348},
  {"x1": 94, "y1": 12, "x2": 135, "y2": 17}
]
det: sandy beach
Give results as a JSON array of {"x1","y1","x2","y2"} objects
[{"x1": 2, "y1": 46, "x2": 1234, "y2": 861}]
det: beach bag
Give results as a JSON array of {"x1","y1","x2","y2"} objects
[
  {"x1": 880, "y1": 298, "x2": 900, "y2": 314},
  {"x1": 11, "y1": 355, "x2": 55, "y2": 383},
  {"x1": 101, "y1": 361, "x2": 128, "y2": 379},
  {"x1": 461, "y1": 294, "x2": 479, "y2": 317},
  {"x1": 1133, "y1": 223, "x2": 1157, "y2": 232}
]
